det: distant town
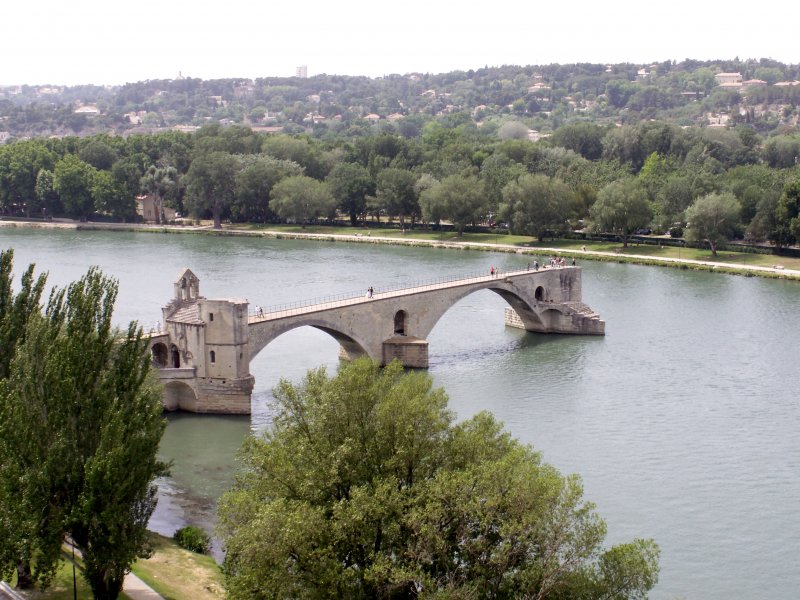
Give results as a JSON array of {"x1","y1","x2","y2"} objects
[{"x1": 1, "y1": 59, "x2": 799, "y2": 141}]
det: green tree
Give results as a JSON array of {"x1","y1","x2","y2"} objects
[
  {"x1": 550, "y1": 122, "x2": 607, "y2": 160},
  {"x1": 590, "y1": 179, "x2": 652, "y2": 247},
  {"x1": 233, "y1": 154, "x2": 303, "y2": 223},
  {"x1": 0, "y1": 266, "x2": 168, "y2": 599},
  {"x1": 374, "y1": 168, "x2": 419, "y2": 229},
  {"x1": 419, "y1": 173, "x2": 486, "y2": 236},
  {"x1": 326, "y1": 162, "x2": 374, "y2": 225},
  {"x1": 218, "y1": 359, "x2": 659, "y2": 600},
  {"x1": 269, "y1": 175, "x2": 336, "y2": 228},
  {"x1": 262, "y1": 135, "x2": 329, "y2": 179},
  {"x1": 53, "y1": 154, "x2": 97, "y2": 219},
  {"x1": 92, "y1": 170, "x2": 134, "y2": 220},
  {"x1": 185, "y1": 151, "x2": 240, "y2": 229},
  {"x1": 0, "y1": 141, "x2": 57, "y2": 216},
  {"x1": 0, "y1": 249, "x2": 47, "y2": 381},
  {"x1": 79, "y1": 140, "x2": 119, "y2": 171},
  {"x1": 497, "y1": 120, "x2": 530, "y2": 140},
  {"x1": 34, "y1": 169, "x2": 62, "y2": 218},
  {"x1": 501, "y1": 173, "x2": 571, "y2": 240},
  {"x1": 773, "y1": 179, "x2": 800, "y2": 248},
  {"x1": 140, "y1": 165, "x2": 180, "y2": 224},
  {"x1": 684, "y1": 192, "x2": 741, "y2": 256},
  {"x1": 479, "y1": 153, "x2": 527, "y2": 213}
]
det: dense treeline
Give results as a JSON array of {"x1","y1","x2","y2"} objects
[{"x1": 2, "y1": 120, "x2": 799, "y2": 252}]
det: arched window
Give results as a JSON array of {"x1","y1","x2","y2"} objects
[
  {"x1": 210, "y1": 350, "x2": 216, "y2": 364},
  {"x1": 394, "y1": 310, "x2": 407, "y2": 336},
  {"x1": 151, "y1": 343, "x2": 169, "y2": 367},
  {"x1": 535, "y1": 286, "x2": 545, "y2": 302},
  {"x1": 170, "y1": 345, "x2": 181, "y2": 368}
]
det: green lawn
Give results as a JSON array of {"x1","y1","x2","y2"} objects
[
  {"x1": 130, "y1": 533, "x2": 224, "y2": 600},
  {"x1": 7, "y1": 554, "x2": 132, "y2": 600},
  {"x1": 227, "y1": 223, "x2": 800, "y2": 272},
  {"x1": 4, "y1": 533, "x2": 223, "y2": 600}
]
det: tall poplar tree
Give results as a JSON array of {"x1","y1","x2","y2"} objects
[{"x1": 0, "y1": 260, "x2": 168, "y2": 599}]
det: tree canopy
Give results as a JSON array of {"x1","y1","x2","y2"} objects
[
  {"x1": 218, "y1": 358, "x2": 659, "y2": 600},
  {"x1": 685, "y1": 192, "x2": 742, "y2": 255},
  {"x1": 590, "y1": 179, "x2": 653, "y2": 247}
]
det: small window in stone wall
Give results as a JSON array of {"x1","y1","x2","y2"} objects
[
  {"x1": 210, "y1": 350, "x2": 216, "y2": 364},
  {"x1": 209, "y1": 313, "x2": 214, "y2": 321}
]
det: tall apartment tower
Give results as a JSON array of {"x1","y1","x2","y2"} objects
[{"x1": 296, "y1": 65, "x2": 308, "y2": 78}]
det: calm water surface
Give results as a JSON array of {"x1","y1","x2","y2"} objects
[{"x1": 3, "y1": 227, "x2": 799, "y2": 600}]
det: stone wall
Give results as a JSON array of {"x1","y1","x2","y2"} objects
[{"x1": 382, "y1": 336, "x2": 429, "y2": 368}]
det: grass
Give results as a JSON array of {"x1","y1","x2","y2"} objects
[
  {"x1": 7, "y1": 553, "x2": 132, "y2": 600},
  {"x1": 227, "y1": 223, "x2": 800, "y2": 274},
  {"x1": 130, "y1": 532, "x2": 225, "y2": 600},
  {"x1": 15, "y1": 218, "x2": 800, "y2": 279},
  {"x1": 3, "y1": 533, "x2": 223, "y2": 600}
]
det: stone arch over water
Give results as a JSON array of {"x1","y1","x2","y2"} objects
[
  {"x1": 248, "y1": 318, "x2": 372, "y2": 363},
  {"x1": 163, "y1": 381, "x2": 197, "y2": 411}
]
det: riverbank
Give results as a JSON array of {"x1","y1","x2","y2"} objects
[
  {"x1": 0, "y1": 533, "x2": 223, "y2": 600},
  {"x1": 3, "y1": 219, "x2": 799, "y2": 281}
]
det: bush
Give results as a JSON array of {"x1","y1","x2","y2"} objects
[
  {"x1": 669, "y1": 226, "x2": 684, "y2": 238},
  {"x1": 173, "y1": 525, "x2": 211, "y2": 554}
]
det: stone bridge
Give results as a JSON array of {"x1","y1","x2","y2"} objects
[{"x1": 148, "y1": 267, "x2": 604, "y2": 414}]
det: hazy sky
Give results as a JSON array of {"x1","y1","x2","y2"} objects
[{"x1": 3, "y1": 0, "x2": 797, "y2": 86}]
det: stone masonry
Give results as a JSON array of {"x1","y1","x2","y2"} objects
[{"x1": 149, "y1": 266, "x2": 604, "y2": 414}]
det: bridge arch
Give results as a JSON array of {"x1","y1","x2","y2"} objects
[
  {"x1": 248, "y1": 317, "x2": 373, "y2": 363},
  {"x1": 163, "y1": 381, "x2": 197, "y2": 411},
  {"x1": 151, "y1": 342, "x2": 169, "y2": 367},
  {"x1": 412, "y1": 281, "x2": 545, "y2": 342}
]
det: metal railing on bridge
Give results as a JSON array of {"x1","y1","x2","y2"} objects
[{"x1": 248, "y1": 264, "x2": 573, "y2": 321}]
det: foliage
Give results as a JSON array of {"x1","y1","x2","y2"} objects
[
  {"x1": 233, "y1": 154, "x2": 303, "y2": 223},
  {"x1": 185, "y1": 151, "x2": 240, "y2": 228},
  {"x1": 269, "y1": 175, "x2": 336, "y2": 227},
  {"x1": 774, "y1": 179, "x2": 800, "y2": 248},
  {"x1": 92, "y1": 170, "x2": 134, "y2": 220},
  {"x1": 0, "y1": 249, "x2": 47, "y2": 379},
  {"x1": 140, "y1": 165, "x2": 180, "y2": 223},
  {"x1": 218, "y1": 358, "x2": 659, "y2": 600},
  {"x1": 53, "y1": 154, "x2": 97, "y2": 219},
  {"x1": 590, "y1": 179, "x2": 652, "y2": 247},
  {"x1": 685, "y1": 192, "x2": 742, "y2": 255},
  {"x1": 326, "y1": 162, "x2": 374, "y2": 225},
  {"x1": 502, "y1": 173, "x2": 572, "y2": 240},
  {"x1": 419, "y1": 173, "x2": 486, "y2": 235},
  {"x1": 173, "y1": 526, "x2": 212, "y2": 554},
  {"x1": 0, "y1": 259, "x2": 168, "y2": 599},
  {"x1": 374, "y1": 168, "x2": 419, "y2": 228}
]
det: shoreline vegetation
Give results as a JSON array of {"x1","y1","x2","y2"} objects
[
  {"x1": 3, "y1": 218, "x2": 799, "y2": 281},
  {"x1": 4, "y1": 532, "x2": 224, "y2": 599}
]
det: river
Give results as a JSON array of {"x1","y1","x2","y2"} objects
[{"x1": 2, "y1": 227, "x2": 799, "y2": 599}]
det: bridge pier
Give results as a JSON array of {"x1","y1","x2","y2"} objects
[{"x1": 382, "y1": 336, "x2": 429, "y2": 368}]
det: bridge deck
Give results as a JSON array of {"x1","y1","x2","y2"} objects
[{"x1": 249, "y1": 265, "x2": 575, "y2": 323}]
